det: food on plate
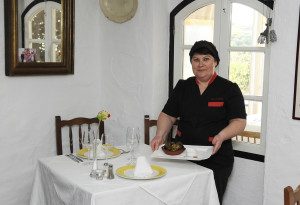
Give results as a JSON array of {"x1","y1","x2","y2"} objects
[
  {"x1": 164, "y1": 141, "x2": 184, "y2": 151},
  {"x1": 162, "y1": 141, "x2": 185, "y2": 155}
]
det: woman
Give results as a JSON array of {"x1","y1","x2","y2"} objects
[{"x1": 151, "y1": 40, "x2": 246, "y2": 204}]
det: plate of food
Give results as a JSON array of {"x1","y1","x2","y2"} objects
[
  {"x1": 151, "y1": 142, "x2": 213, "y2": 161},
  {"x1": 161, "y1": 141, "x2": 186, "y2": 155}
]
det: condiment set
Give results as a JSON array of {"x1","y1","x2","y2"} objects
[{"x1": 90, "y1": 163, "x2": 114, "y2": 180}]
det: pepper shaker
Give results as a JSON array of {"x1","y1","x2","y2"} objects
[{"x1": 107, "y1": 164, "x2": 114, "y2": 179}]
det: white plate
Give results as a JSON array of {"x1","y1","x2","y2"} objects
[
  {"x1": 116, "y1": 165, "x2": 167, "y2": 180},
  {"x1": 151, "y1": 145, "x2": 213, "y2": 161},
  {"x1": 99, "y1": 0, "x2": 138, "y2": 23},
  {"x1": 77, "y1": 148, "x2": 121, "y2": 160}
]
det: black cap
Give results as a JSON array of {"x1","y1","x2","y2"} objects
[{"x1": 189, "y1": 40, "x2": 220, "y2": 66}]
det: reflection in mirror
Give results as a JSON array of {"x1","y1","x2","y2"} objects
[
  {"x1": 19, "y1": 0, "x2": 62, "y2": 63},
  {"x1": 4, "y1": 0, "x2": 74, "y2": 76}
]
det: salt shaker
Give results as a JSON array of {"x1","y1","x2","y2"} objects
[
  {"x1": 90, "y1": 169, "x2": 96, "y2": 178},
  {"x1": 103, "y1": 162, "x2": 109, "y2": 177},
  {"x1": 95, "y1": 169, "x2": 104, "y2": 180},
  {"x1": 107, "y1": 164, "x2": 114, "y2": 179}
]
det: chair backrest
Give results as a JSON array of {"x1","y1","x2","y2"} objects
[
  {"x1": 144, "y1": 115, "x2": 178, "y2": 145},
  {"x1": 284, "y1": 185, "x2": 300, "y2": 205},
  {"x1": 234, "y1": 130, "x2": 261, "y2": 143},
  {"x1": 55, "y1": 116, "x2": 104, "y2": 155}
]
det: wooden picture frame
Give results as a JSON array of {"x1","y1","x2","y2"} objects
[
  {"x1": 293, "y1": 10, "x2": 300, "y2": 120},
  {"x1": 4, "y1": 0, "x2": 75, "y2": 76}
]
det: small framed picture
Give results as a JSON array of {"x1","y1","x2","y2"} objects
[
  {"x1": 293, "y1": 10, "x2": 300, "y2": 120},
  {"x1": 18, "y1": 48, "x2": 37, "y2": 63}
]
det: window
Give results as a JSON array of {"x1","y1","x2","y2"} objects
[
  {"x1": 24, "y1": 1, "x2": 62, "y2": 62},
  {"x1": 172, "y1": 0, "x2": 272, "y2": 156}
]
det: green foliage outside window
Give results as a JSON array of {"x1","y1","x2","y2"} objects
[
  {"x1": 229, "y1": 52, "x2": 250, "y2": 94},
  {"x1": 231, "y1": 25, "x2": 253, "y2": 47},
  {"x1": 229, "y1": 25, "x2": 252, "y2": 94}
]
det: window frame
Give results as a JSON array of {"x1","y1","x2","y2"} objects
[
  {"x1": 24, "y1": 1, "x2": 61, "y2": 62},
  {"x1": 170, "y1": 0, "x2": 273, "y2": 158}
]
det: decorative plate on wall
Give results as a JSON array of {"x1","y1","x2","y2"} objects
[{"x1": 99, "y1": 0, "x2": 138, "y2": 23}]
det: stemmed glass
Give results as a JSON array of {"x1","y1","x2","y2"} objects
[
  {"x1": 102, "y1": 133, "x2": 114, "y2": 164},
  {"x1": 126, "y1": 127, "x2": 140, "y2": 165},
  {"x1": 81, "y1": 130, "x2": 94, "y2": 166}
]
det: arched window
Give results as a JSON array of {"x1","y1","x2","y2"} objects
[
  {"x1": 22, "y1": 1, "x2": 62, "y2": 62},
  {"x1": 170, "y1": 0, "x2": 273, "y2": 158}
]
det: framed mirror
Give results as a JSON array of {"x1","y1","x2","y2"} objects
[{"x1": 4, "y1": 0, "x2": 74, "y2": 76}]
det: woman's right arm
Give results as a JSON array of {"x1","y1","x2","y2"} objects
[{"x1": 150, "y1": 112, "x2": 177, "y2": 151}]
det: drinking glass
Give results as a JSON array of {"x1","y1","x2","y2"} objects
[
  {"x1": 102, "y1": 133, "x2": 114, "y2": 164},
  {"x1": 126, "y1": 127, "x2": 140, "y2": 165},
  {"x1": 81, "y1": 131, "x2": 93, "y2": 160},
  {"x1": 80, "y1": 131, "x2": 95, "y2": 166}
]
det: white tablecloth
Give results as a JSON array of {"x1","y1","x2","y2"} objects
[{"x1": 30, "y1": 144, "x2": 220, "y2": 205}]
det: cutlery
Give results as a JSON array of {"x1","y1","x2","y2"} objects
[
  {"x1": 66, "y1": 154, "x2": 80, "y2": 163},
  {"x1": 119, "y1": 149, "x2": 130, "y2": 154},
  {"x1": 71, "y1": 154, "x2": 84, "y2": 162}
]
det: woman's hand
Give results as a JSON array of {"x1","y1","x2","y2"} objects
[
  {"x1": 211, "y1": 118, "x2": 246, "y2": 155},
  {"x1": 211, "y1": 134, "x2": 224, "y2": 155},
  {"x1": 150, "y1": 112, "x2": 177, "y2": 151},
  {"x1": 150, "y1": 135, "x2": 165, "y2": 151}
]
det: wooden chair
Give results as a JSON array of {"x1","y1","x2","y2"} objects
[
  {"x1": 55, "y1": 116, "x2": 104, "y2": 155},
  {"x1": 284, "y1": 185, "x2": 300, "y2": 205},
  {"x1": 144, "y1": 115, "x2": 178, "y2": 145}
]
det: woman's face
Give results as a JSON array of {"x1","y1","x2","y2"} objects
[{"x1": 191, "y1": 53, "x2": 217, "y2": 83}]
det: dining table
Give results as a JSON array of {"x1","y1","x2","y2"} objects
[{"x1": 30, "y1": 144, "x2": 220, "y2": 205}]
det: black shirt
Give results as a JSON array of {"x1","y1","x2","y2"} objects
[{"x1": 162, "y1": 74, "x2": 246, "y2": 169}]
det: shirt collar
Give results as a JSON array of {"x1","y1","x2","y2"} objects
[{"x1": 195, "y1": 72, "x2": 217, "y2": 86}]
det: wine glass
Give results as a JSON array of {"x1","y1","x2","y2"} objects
[
  {"x1": 81, "y1": 131, "x2": 93, "y2": 160},
  {"x1": 126, "y1": 127, "x2": 140, "y2": 164},
  {"x1": 80, "y1": 131, "x2": 94, "y2": 166},
  {"x1": 102, "y1": 133, "x2": 114, "y2": 164}
]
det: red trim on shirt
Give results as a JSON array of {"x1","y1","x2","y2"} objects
[
  {"x1": 177, "y1": 130, "x2": 181, "y2": 137},
  {"x1": 208, "y1": 102, "x2": 224, "y2": 107},
  {"x1": 195, "y1": 72, "x2": 217, "y2": 86},
  {"x1": 208, "y1": 72, "x2": 217, "y2": 85},
  {"x1": 209, "y1": 137, "x2": 214, "y2": 142},
  {"x1": 195, "y1": 77, "x2": 199, "y2": 86}
]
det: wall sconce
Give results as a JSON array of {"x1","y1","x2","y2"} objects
[{"x1": 257, "y1": 18, "x2": 277, "y2": 44}]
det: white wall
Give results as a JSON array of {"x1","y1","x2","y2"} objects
[
  {"x1": 0, "y1": 0, "x2": 104, "y2": 203},
  {"x1": 263, "y1": 0, "x2": 300, "y2": 204},
  {"x1": 223, "y1": 158, "x2": 265, "y2": 205},
  {"x1": 1, "y1": 0, "x2": 300, "y2": 205}
]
